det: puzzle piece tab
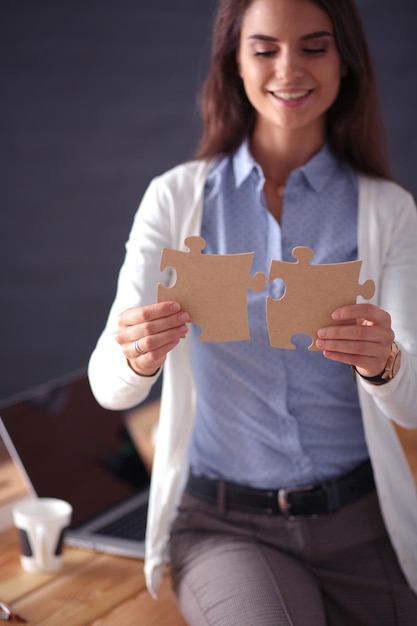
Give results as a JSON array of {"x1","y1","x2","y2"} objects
[
  {"x1": 266, "y1": 246, "x2": 375, "y2": 350},
  {"x1": 158, "y1": 236, "x2": 266, "y2": 342}
]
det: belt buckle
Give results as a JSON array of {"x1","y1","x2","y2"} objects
[{"x1": 277, "y1": 484, "x2": 315, "y2": 518}]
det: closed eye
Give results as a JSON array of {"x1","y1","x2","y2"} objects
[
  {"x1": 254, "y1": 50, "x2": 276, "y2": 58},
  {"x1": 303, "y1": 47, "x2": 326, "y2": 55}
]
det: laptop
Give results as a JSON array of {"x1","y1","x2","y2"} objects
[{"x1": 0, "y1": 369, "x2": 157, "y2": 559}]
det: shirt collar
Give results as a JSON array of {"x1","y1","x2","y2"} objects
[
  {"x1": 232, "y1": 139, "x2": 261, "y2": 188},
  {"x1": 232, "y1": 138, "x2": 340, "y2": 193},
  {"x1": 297, "y1": 142, "x2": 340, "y2": 193}
]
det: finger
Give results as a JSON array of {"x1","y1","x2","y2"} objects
[
  {"x1": 121, "y1": 312, "x2": 189, "y2": 347},
  {"x1": 128, "y1": 338, "x2": 181, "y2": 377},
  {"x1": 330, "y1": 303, "x2": 391, "y2": 326},
  {"x1": 317, "y1": 347, "x2": 384, "y2": 375},
  {"x1": 117, "y1": 303, "x2": 189, "y2": 348},
  {"x1": 317, "y1": 320, "x2": 394, "y2": 345},
  {"x1": 317, "y1": 338, "x2": 388, "y2": 361},
  {"x1": 316, "y1": 326, "x2": 392, "y2": 364},
  {"x1": 132, "y1": 337, "x2": 147, "y2": 356},
  {"x1": 130, "y1": 324, "x2": 189, "y2": 358},
  {"x1": 119, "y1": 301, "x2": 182, "y2": 327}
]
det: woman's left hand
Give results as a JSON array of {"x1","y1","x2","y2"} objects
[{"x1": 316, "y1": 303, "x2": 394, "y2": 378}]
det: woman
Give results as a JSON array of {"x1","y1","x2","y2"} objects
[{"x1": 88, "y1": 0, "x2": 417, "y2": 623}]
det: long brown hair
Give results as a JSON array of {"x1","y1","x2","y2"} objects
[{"x1": 195, "y1": 0, "x2": 391, "y2": 179}]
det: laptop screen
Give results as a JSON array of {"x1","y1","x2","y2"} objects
[{"x1": 0, "y1": 372, "x2": 151, "y2": 528}]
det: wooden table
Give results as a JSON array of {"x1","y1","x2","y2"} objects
[{"x1": 0, "y1": 526, "x2": 187, "y2": 625}]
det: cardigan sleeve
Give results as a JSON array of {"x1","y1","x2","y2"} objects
[
  {"x1": 358, "y1": 178, "x2": 417, "y2": 428},
  {"x1": 88, "y1": 175, "x2": 174, "y2": 410}
]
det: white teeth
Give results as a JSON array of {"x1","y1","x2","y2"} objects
[{"x1": 273, "y1": 90, "x2": 309, "y2": 100}]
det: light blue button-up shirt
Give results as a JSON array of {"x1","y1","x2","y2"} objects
[{"x1": 188, "y1": 141, "x2": 369, "y2": 488}]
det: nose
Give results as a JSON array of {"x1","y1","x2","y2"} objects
[{"x1": 276, "y1": 48, "x2": 303, "y2": 82}]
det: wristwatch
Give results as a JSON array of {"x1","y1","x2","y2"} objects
[{"x1": 354, "y1": 341, "x2": 401, "y2": 385}]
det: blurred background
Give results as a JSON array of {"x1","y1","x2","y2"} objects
[{"x1": 1, "y1": 0, "x2": 416, "y2": 400}]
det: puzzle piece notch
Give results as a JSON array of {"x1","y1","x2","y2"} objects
[
  {"x1": 158, "y1": 236, "x2": 266, "y2": 342},
  {"x1": 267, "y1": 246, "x2": 375, "y2": 351}
]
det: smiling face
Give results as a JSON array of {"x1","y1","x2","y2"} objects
[{"x1": 237, "y1": 0, "x2": 345, "y2": 146}]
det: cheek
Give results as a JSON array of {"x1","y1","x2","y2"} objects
[
  {"x1": 324, "y1": 65, "x2": 343, "y2": 101},
  {"x1": 240, "y1": 72, "x2": 266, "y2": 109},
  {"x1": 240, "y1": 61, "x2": 267, "y2": 93}
]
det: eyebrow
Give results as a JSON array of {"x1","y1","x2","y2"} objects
[{"x1": 247, "y1": 31, "x2": 334, "y2": 42}]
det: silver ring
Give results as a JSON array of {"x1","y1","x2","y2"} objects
[{"x1": 133, "y1": 339, "x2": 145, "y2": 355}]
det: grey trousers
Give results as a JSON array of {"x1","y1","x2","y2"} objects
[{"x1": 169, "y1": 491, "x2": 417, "y2": 626}]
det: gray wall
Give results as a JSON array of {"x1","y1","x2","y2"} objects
[{"x1": 1, "y1": 0, "x2": 416, "y2": 399}]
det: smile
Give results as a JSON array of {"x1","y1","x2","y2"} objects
[{"x1": 271, "y1": 90, "x2": 312, "y2": 101}]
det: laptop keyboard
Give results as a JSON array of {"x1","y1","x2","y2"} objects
[{"x1": 95, "y1": 502, "x2": 148, "y2": 541}]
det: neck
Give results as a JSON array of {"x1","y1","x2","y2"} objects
[{"x1": 250, "y1": 121, "x2": 325, "y2": 183}]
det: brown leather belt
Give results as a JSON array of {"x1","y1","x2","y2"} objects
[{"x1": 185, "y1": 460, "x2": 375, "y2": 517}]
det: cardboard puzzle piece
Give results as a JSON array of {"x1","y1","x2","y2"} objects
[
  {"x1": 158, "y1": 236, "x2": 266, "y2": 341},
  {"x1": 267, "y1": 246, "x2": 375, "y2": 350}
]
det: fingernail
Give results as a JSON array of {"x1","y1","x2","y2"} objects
[
  {"x1": 317, "y1": 328, "x2": 327, "y2": 338},
  {"x1": 316, "y1": 339, "x2": 326, "y2": 349},
  {"x1": 332, "y1": 310, "x2": 342, "y2": 320},
  {"x1": 178, "y1": 313, "x2": 189, "y2": 323},
  {"x1": 170, "y1": 302, "x2": 181, "y2": 312}
]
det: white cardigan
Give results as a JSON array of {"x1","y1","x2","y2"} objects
[{"x1": 88, "y1": 159, "x2": 417, "y2": 596}]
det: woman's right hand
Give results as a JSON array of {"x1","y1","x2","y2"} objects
[{"x1": 116, "y1": 301, "x2": 189, "y2": 376}]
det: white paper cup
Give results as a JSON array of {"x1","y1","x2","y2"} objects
[{"x1": 13, "y1": 497, "x2": 73, "y2": 573}]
